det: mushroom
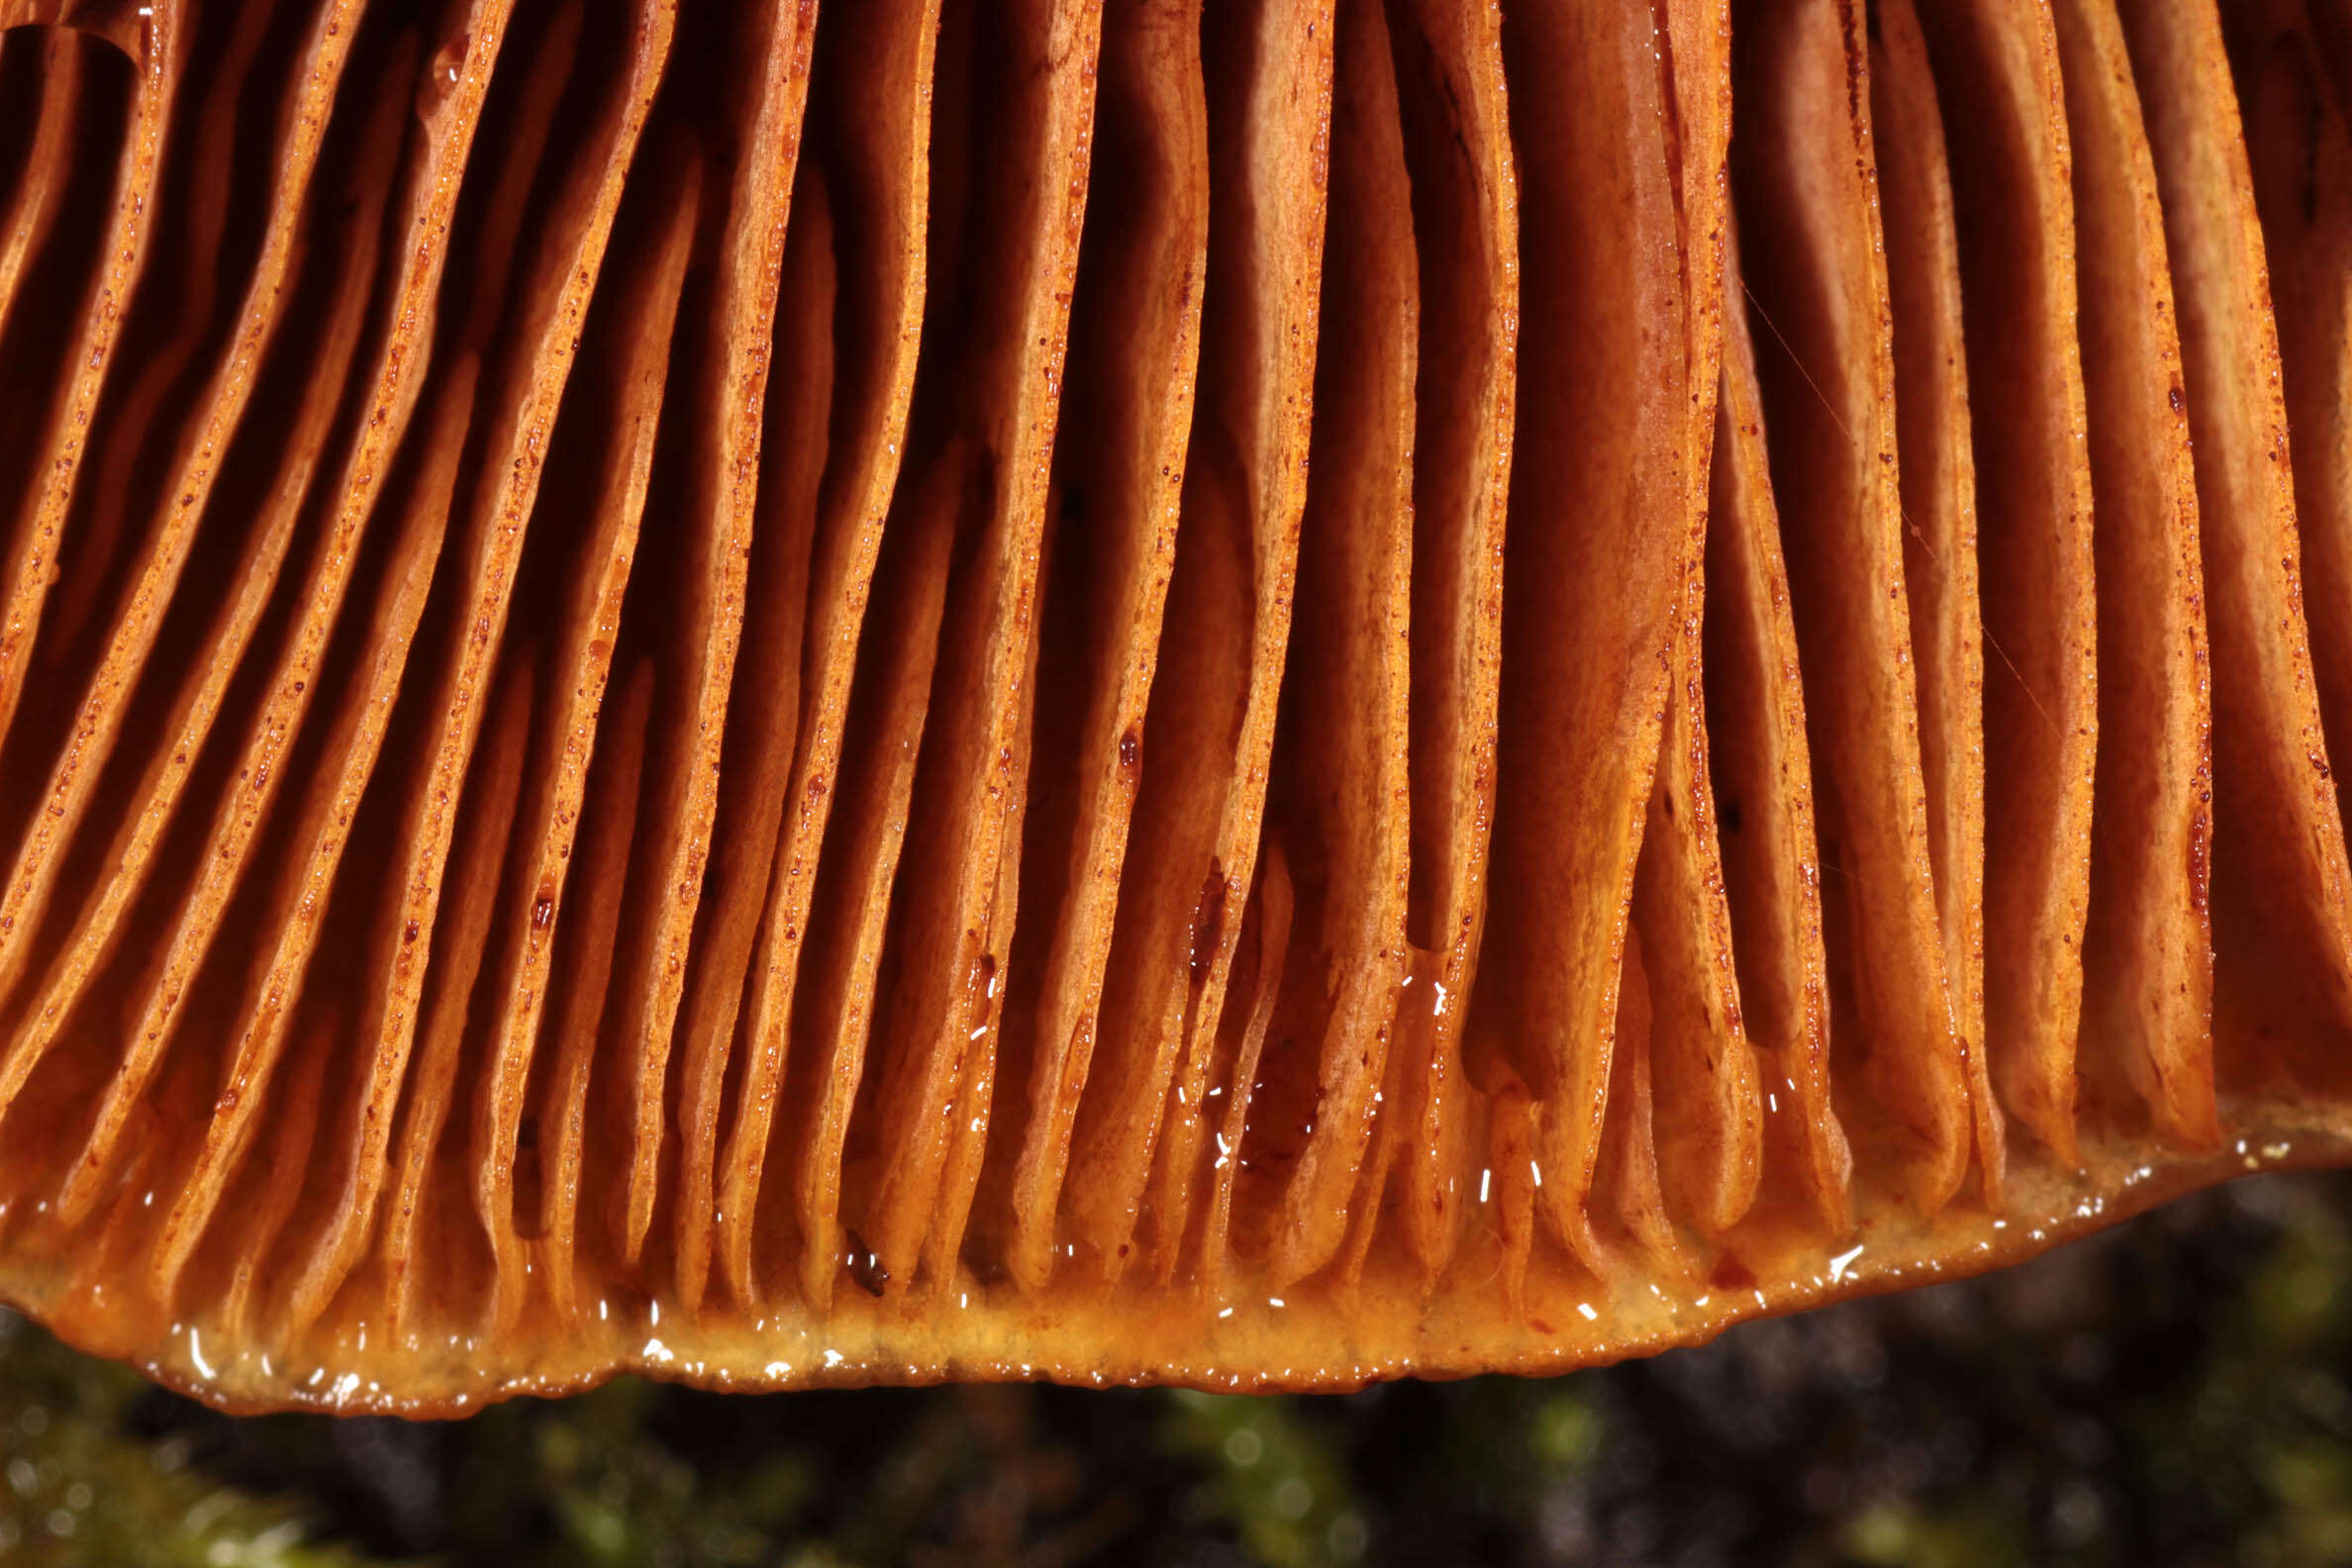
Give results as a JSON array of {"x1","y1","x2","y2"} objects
[{"x1": 0, "y1": 0, "x2": 2345, "y2": 1417}]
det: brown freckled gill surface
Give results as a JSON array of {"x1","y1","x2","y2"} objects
[
  {"x1": 0, "y1": 0, "x2": 2349, "y2": 1416},
  {"x1": 1870, "y1": 0, "x2": 1994, "y2": 1188},
  {"x1": 1729, "y1": 0, "x2": 1983, "y2": 1211},
  {"x1": 1913, "y1": 0, "x2": 2102, "y2": 1171},
  {"x1": 2050, "y1": 0, "x2": 2218, "y2": 1151}
]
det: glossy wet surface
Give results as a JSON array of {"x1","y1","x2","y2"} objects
[{"x1": 0, "y1": 0, "x2": 2347, "y2": 1414}]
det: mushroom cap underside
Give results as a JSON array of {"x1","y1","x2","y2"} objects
[{"x1": 0, "y1": 0, "x2": 2347, "y2": 1416}]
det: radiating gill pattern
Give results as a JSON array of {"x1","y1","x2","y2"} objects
[{"x1": 0, "y1": 0, "x2": 2347, "y2": 1414}]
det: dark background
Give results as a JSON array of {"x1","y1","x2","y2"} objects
[{"x1": 6, "y1": 1171, "x2": 2352, "y2": 1566}]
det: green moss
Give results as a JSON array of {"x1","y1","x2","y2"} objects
[
  {"x1": 1162, "y1": 1390, "x2": 1368, "y2": 1565},
  {"x1": 0, "y1": 1312, "x2": 402, "y2": 1567}
]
